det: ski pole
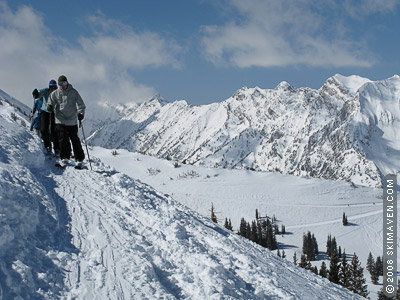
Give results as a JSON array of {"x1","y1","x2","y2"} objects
[{"x1": 79, "y1": 119, "x2": 92, "y2": 170}]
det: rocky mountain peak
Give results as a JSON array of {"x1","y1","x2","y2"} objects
[{"x1": 87, "y1": 75, "x2": 400, "y2": 188}]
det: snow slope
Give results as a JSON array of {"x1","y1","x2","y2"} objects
[
  {"x1": 0, "y1": 92, "x2": 367, "y2": 298},
  {"x1": 92, "y1": 147, "x2": 397, "y2": 300}
]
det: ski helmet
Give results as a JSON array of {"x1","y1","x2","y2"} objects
[{"x1": 49, "y1": 79, "x2": 57, "y2": 90}]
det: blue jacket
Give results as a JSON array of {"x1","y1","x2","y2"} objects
[
  {"x1": 38, "y1": 88, "x2": 53, "y2": 113},
  {"x1": 32, "y1": 97, "x2": 44, "y2": 116}
]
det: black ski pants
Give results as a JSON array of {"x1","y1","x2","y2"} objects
[
  {"x1": 39, "y1": 111, "x2": 59, "y2": 153},
  {"x1": 56, "y1": 124, "x2": 85, "y2": 161}
]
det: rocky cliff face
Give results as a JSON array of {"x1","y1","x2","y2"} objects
[{"x1": 88, "y1": 74, "x2": 400, "y2": 187}]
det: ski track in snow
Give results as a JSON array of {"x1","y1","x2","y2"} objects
[
  {"x1": 47, "y1": 165, "x2": 361, "y2": 300},
  {"x1": 285, "y1": 209, "x2": 382, "y2": 229}
]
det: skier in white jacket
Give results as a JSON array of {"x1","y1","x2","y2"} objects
[{"x1": 48, "y1": 75, "x2": 86, "y2": 167}]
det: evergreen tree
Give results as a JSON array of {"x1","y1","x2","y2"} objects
[
  {"x1": 302, "y1": 233, "x2": 308, "y2": 257},
  {"x1": 366, "y1": 252, "x2": 375, "y2": 274},
  {"x1": 211, "y1": 203, "x2": 218, "y2": 223},
  {"x1": 255, "y1": 209, "x2": 259, "y2": 220},
  {"x1": 224, "y1": 218, "x2": 233, "y2": 231},
  {"x1": 239, "y1": 218, "x2": 247, "y2": 237},
  {"x1": 266, "y1": 219, "x2": 277, "y2": 250},
  {"x1": 251, "y1": 220, "x2": 258, "y2": 243},
  {"x1": 224, "y1": 218, "x2": 229, "y2": 229},
  {"x1": 261, "y1": 220, "x2": 268, "y2": 248},
  {"x1": 299, "y1": 254, "x2": 312, "y2": 270},
  {"x1": 326, "y1": 234, "x2": 332, "y2": 257},
  {"x1": 338, "y1": 251, "x2": 351, "y2": 289},
  {"x1": 246, "y1": 222, "x2": 251, "y2": 239},
  {"x1": 349, "y1": 253, "x2": 368, "y2": 298},
  {"x1": 319, "y1": 261, "x2": 328, "y2": 278},
  {"x1": 312, "y1": 233, "x2": 318, "y2": 256},
  {"x1": 311, "y1": 266, "x2": 318, "y2": 275},
  {"x1": 370, "y1": 264, "x2": 379, "y2": 285},
  {"x1": 338, "y1": 246, "x2": 342, "y2": 259},
  {"x1": 342, "y1": 212, "x2": 348, "y2": 226},
  {"x1": 259, "y1": 221, "x2": 267, "y2": 248},
  {"x1": 281, "y1": 224, "x2": 286, "y2": 234},
  {"x1": 281, "y1": 250, "x2": 286, "y2": 259},
  {"x1": 293, "y1": 252, "x2": 297, "y2": 265},
  {"x1": 277, "y1": 249, "x2": 281, "y2": 258},
  {"x1": 375, "y1": 256, "x2": 383, "y2": 276},
  {"x1": 331, "y1": 237, "x2": 337, "y2": 258},
  {"x1": 274, "y1": 223, "x2": 279, "y2": 235},
  {"x1": 302, "y1": 231, "x2": 317, "y2": 261},
  {"x1": 328, "y1": 249, "x2": 340, "y2": 284}
]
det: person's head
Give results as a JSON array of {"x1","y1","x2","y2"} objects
[
  {"x1": 49, "y1": 79, "x2": 57, "y2": 91},
  {"x1": 58, "y1": 75, "x2": 68, "y2": 91},
  {"x1": 32, "y1": 88, "x2": 39, "y2": 99}
]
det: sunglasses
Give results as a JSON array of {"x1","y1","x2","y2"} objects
[{"x1": 58, "y1": 81, "x2": 68, "y2": 87}]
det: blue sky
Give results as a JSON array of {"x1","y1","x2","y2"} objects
[{"x1": 1, "y1": 0, "x2": 400, "y2": 107}]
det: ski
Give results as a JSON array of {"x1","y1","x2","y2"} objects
[{"x1": 54, "y1": 160, "x2": 87, "y2": 170}]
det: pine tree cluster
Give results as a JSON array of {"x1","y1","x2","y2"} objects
[
  {"x1": 217, "y1": 206, "x2": 373, "y2": 298},
  {"x1": 296, "y1": 234, "x2": 369, "y2": 298},
  {"x1": 237, "y1": 210, "x2": 282, "y2": 251},
  {"x1": 224, "y1": 218, "x2": 233, "y2": 231},
  {"x1": 366, "y1": 252, "x2": 384, "y2": 285},
  {"x1": 302, "y1": 231, "x2": 318, "y2": 261},
  {"x1": 326, "y1": 234, "x2": 368, "y2": 297}
]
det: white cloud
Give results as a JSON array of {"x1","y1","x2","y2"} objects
[
  {"x1": 343, "y1": 0, "x2": 400, "y2": 18},
  {"x1": 0, "y1": 4, "x2": 182, "y2": 107},
  {"x1": 201, "y1": 0, "x2": 382, "y2": 68}
]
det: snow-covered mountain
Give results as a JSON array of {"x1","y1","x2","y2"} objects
[
  {"x1": 0, "y1": 88, "x2": 368, "y2": 298},
  {"x1": 87, "y1": 74, "x2": 400, "y2": 188}
]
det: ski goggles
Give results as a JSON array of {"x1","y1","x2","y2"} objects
[
  {"x1": 58, "y1": 81, "x2": 68, "y2": 87},
  {"x1": 49, "y1": 85, "x2": 57, "y2": 90}
]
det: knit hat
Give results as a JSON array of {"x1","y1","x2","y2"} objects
[
  {"x1": 58, "y1": 75, "x2": 68, "y2": 83},
  {"x1": 32, "y1": 88, "x2": 39, "y2": 99}
]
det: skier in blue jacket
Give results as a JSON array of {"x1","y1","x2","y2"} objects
[
  {"x1": 37, "y1": 80, "x2": 59, "y2": 156},
  {"x1": 30, "y1": 89, "x2": 42, "y2": 132}
]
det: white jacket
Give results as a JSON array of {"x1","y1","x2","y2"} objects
[{"x1": 49, "y1": 84, "x2": 86, "y2": 126}]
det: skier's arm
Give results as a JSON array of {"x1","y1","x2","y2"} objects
[
  {"x1": 75, "y1": 90, "x2": 86, "y2": 117},
  {"x1": 47, "y1": 92, "x2": 55, "y2": 111}
]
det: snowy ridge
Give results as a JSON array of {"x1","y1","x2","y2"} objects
[
  {"x1": 88, "y1": 74, "x2": 400, "y2": 187},
  {"x1": 0, "y1": 91, "x2": 365, "y2": 299}
]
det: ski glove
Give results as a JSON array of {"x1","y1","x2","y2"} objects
[{"x1": 78, "y1": 113, "x2": 84, "y2": 121}]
